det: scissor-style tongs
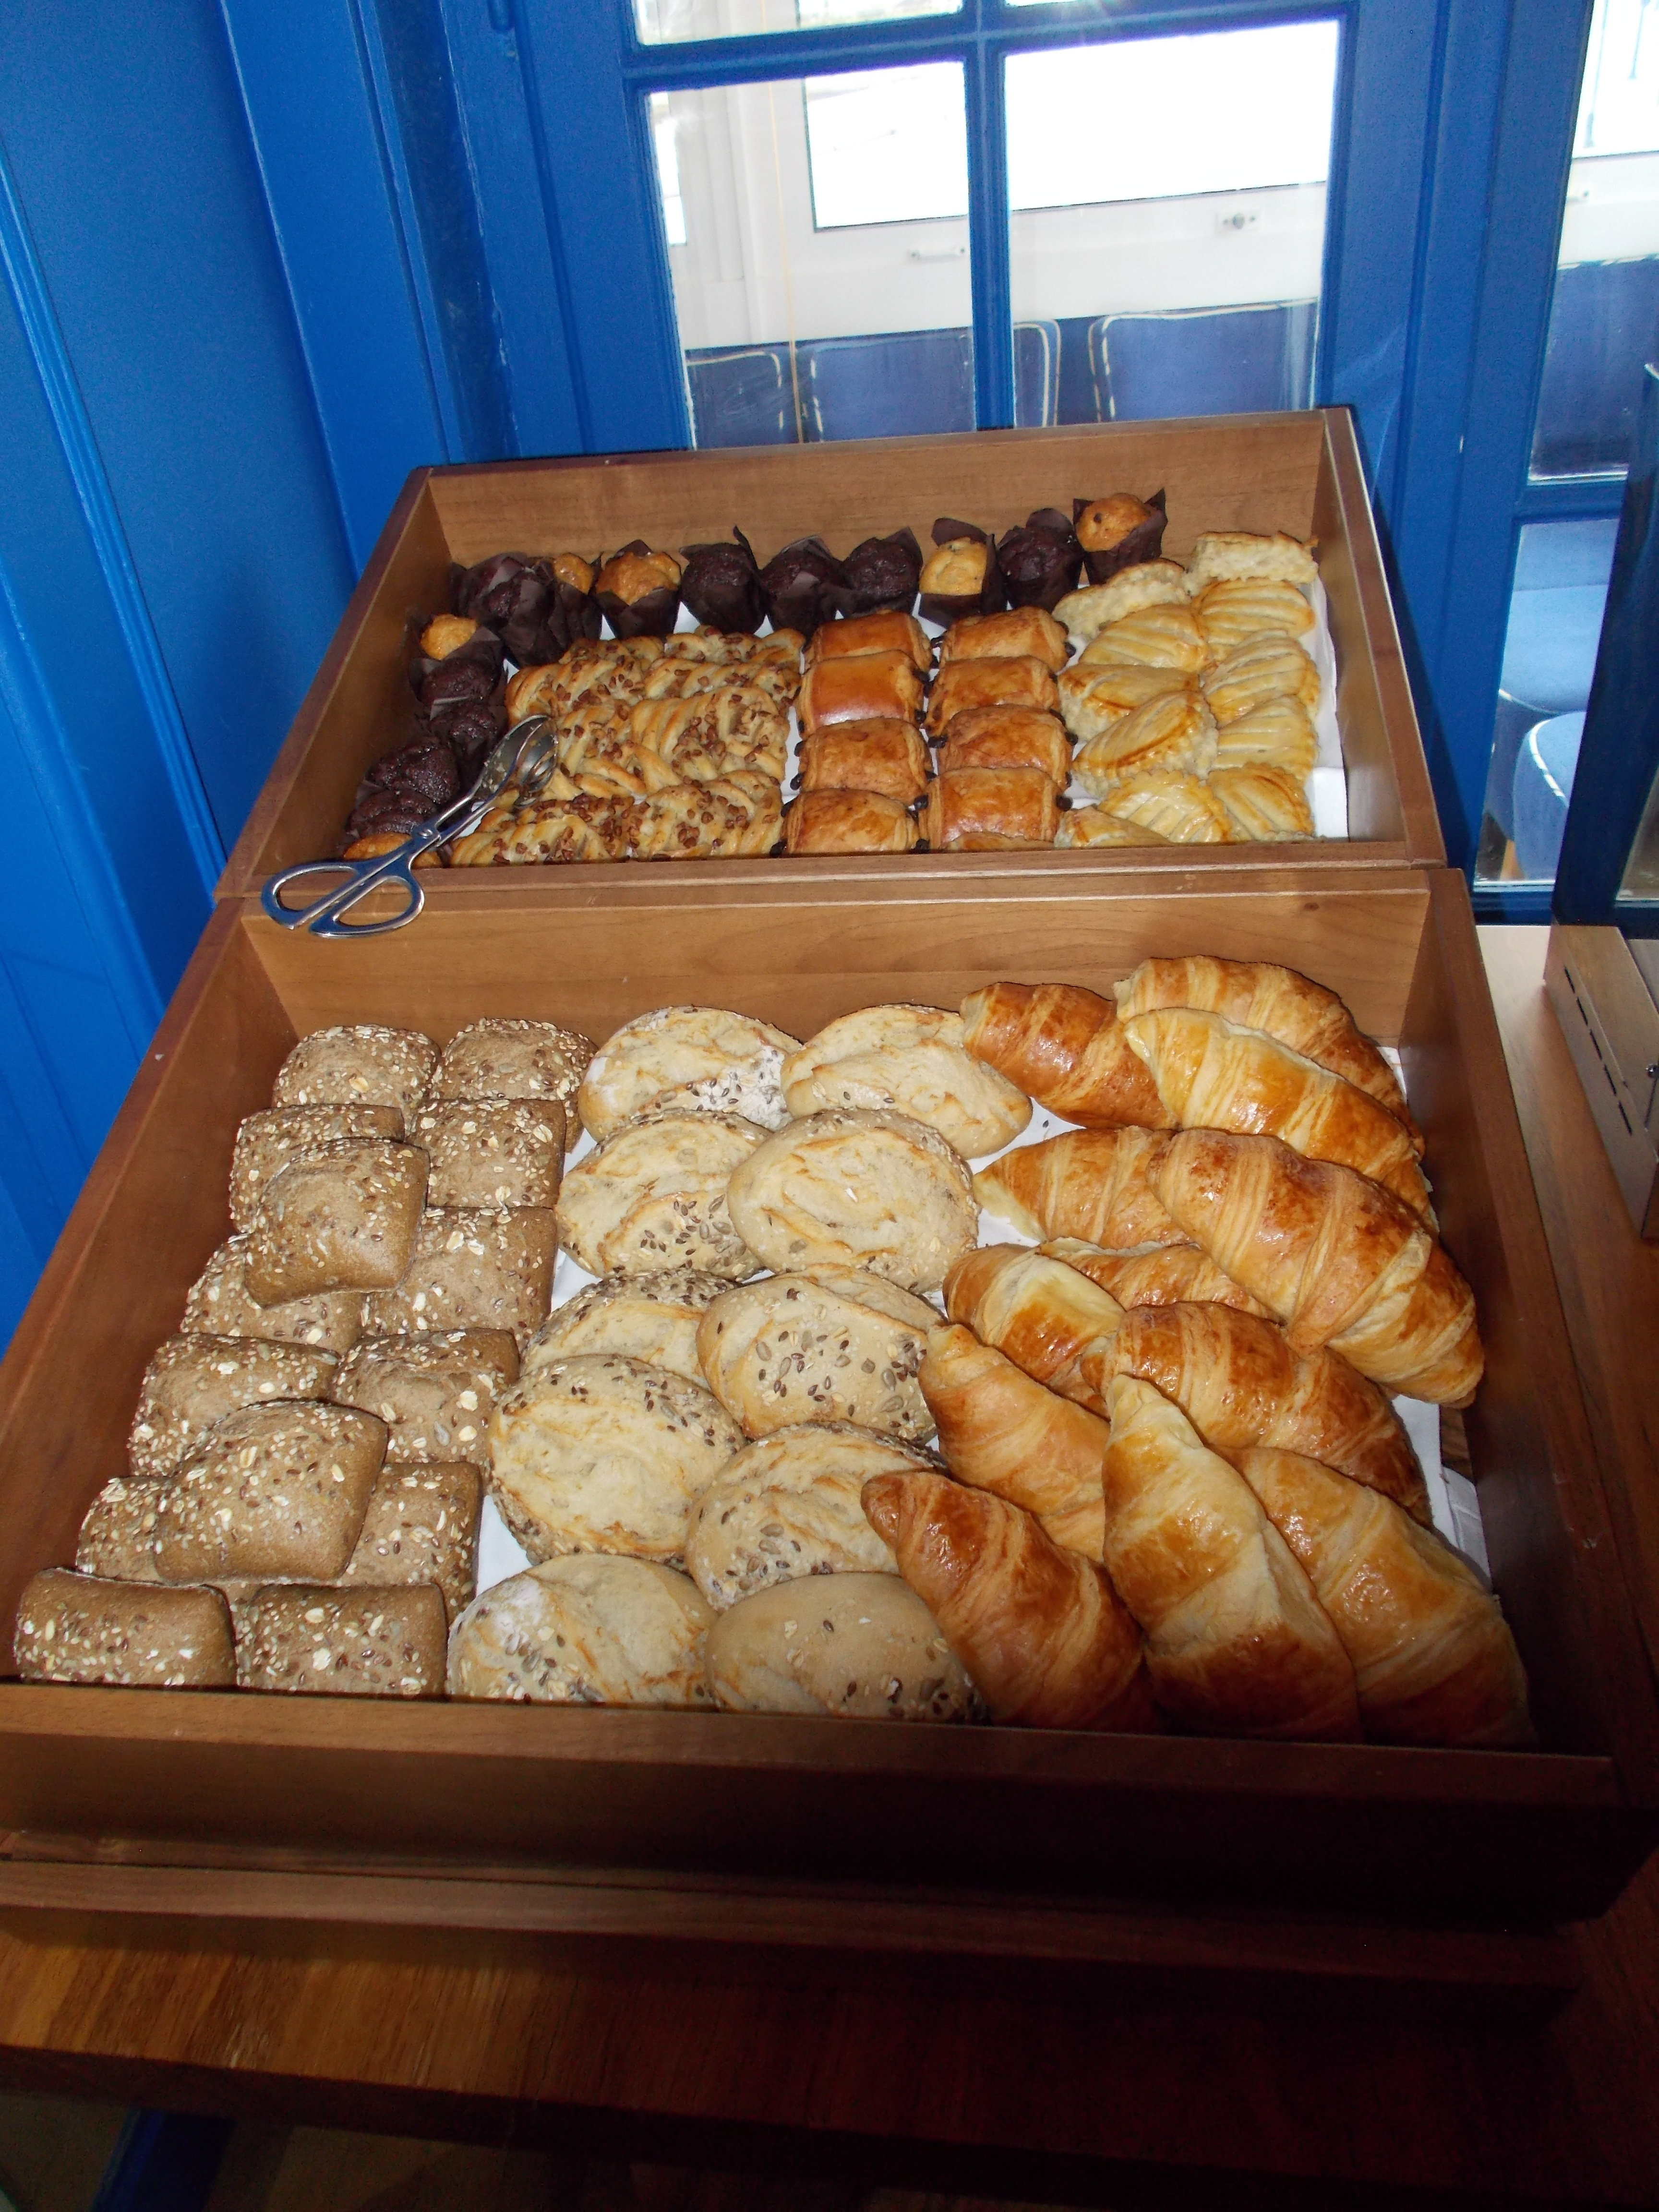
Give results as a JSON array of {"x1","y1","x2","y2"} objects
[{"x1": 260, "y1": 719, "x2": 560, "y2": 938}]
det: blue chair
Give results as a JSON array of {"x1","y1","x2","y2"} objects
[
  {"x1": 799, "y1": 327, "x2": 974, "y2": 441},
  {"x1": 684, "y1": 345, "x2": 796, "y2": 447},
  {"x1": 1512, "y1": 710, "x2": 1586, "y2": 880},
  {"x1": 1533, "y1": 258, "x2": 1659, "y2": 477},
  {"x1": 1088, "y1": 301, "x2": 1318, "y2": 422},
  {"x1": 1482, "y1": 518, "x2": 1617, "y2": 839},
  {"x1": 1014, "y1": 319, "x2": 1061, "y2": 429}
]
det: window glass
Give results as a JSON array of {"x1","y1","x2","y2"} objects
[
  {"x1": 1003, "y1": 23, "x2": 1337, "y2": 427},
  {"x1": 651, "y1": 67, "x2": 974, "y2": 445},
  {"x1": 635, "y1": 0, "x2": 959, "y2": 46}
]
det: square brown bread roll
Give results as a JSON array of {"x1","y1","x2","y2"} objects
[
  {"x1": 783, "y1": 790, "x2": 918, "y2": 855},
  {"x1": 362, "y1": 1207, "x2": 557, "y2": 1347},
  {"x1": 429, "y1": 1018, "x2": 595, "y2": 1109},
  {"x1": 339, "y1": 1461, "x2": 482, "y2": 1619},
  {"x1": 155, "y1": 1401, "x2": 386, "y2": 1582},
  {"x1": 182, "y1": 1237, "x2": 365, "y2": 1354},
  {"x1": 332, "y1": 1329, "x2": 519, "y2": 1464},
  {"x1": 128, "y1": 1333, "x2": 341, "y2": 1481},
  {"x1": 77, "y1": 1473, "x2": 168, "y2": 1579},
  {"x1": 271, "y1": 1026, "x2": 436, "y2": 1117},
  {"x1": 244, "y1": 1140, "x2": 427, "y2": 1303},
  {"x1": 228, "y1": 1103, "x2": 406, "y2": 1231},
  {"x1": 409, "y1": 1097, "x2": 566, "y2": 1209},
  {"x1": 236, "y1": 1585, "x2": 446, "y2": 1696},
  {"x1": 14, "y1": 1571, "x2": 235, "y2": 1688},
  {"x1": 796, "y1": 721, "x2": 930, "y2": 804}
]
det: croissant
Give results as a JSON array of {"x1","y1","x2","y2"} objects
[
  {"x1": 1237, "y1": 1447, "x2": 1531, "y2": 1747},
  {"x1": 919, "y1": 1323, "x2": 1108, "y2": 1557},
  {"x1": 862, "y1": 1470, "x2": 1157, "y2": 1730},
  {"x1": 973, "y1": 1129, "x2": 1183, "y2": 1247},
  {"x1": 1100, "y1": 1377, "x2": 1360, "y2": 1740},
  {"x1": 960, "y1": 983, "x2": 1171, "y2": 1130},
  {"x1": 1114, "y1": 955, "x2": 1416, "y2": 1139},
  {"x1": 1078, "y1": 1301, "x2": 1429, "y2": 1523},
  {"x1": 1121, "y1": 1009, "x2": 1434, "y2": 1222},
  {"x1": 1039, "y1": 1238, "x2": 1270, "y2": 1317},
  {"x1": 943, "y1": 1245, "x2": 1123, "y2": 1400},
  {"x1": 1155, "y1": 1130, "x2": 1483, "y2": 1405}
]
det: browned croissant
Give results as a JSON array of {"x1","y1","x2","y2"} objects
[
  {"x1": 973, "y1": 1129, "x2": 1183, "y2": 1247},
  {"x1": 1039, "y1": 1238, "x2": 1270, "y2": 1317},
  {"x1": 1114, "y1": 956, "x2": 1417, "y2": 1142},
  {"x1": 943, "y1": 1244, "x2": 1123, "y2": 1400},
  {"x1": 862, "y1": 1470, "x2": 1157, "y2": 1730},
  {"x1": 1155, "y1": 1131, "x2": 1483, "y2": 1405},
  {"x1": 1101, "y1": 1377, "x2": 1360, "y2": 1740},
  {"x1": 960, "y1": 983, "x2": 1171, "y2": 1130},
  {"x1": 1077, "y1": 1301, "x2": 1429, "y2": 1522},
  {"x1": 1121, "y1": 1009, "x2": 1434, "y2": 1222},
  {"x1": 1237, "y1": 1448, "x2": 1531, "y2": 1746},
  {"x1": 919, "y1": 1323, "x2": 1108, "y2": 1558}
]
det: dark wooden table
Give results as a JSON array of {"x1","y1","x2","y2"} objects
[{"x1": 0, "y1": 927, "x2": 1655, "y2": 2210}]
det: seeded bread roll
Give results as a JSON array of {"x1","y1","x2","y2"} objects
[
  {"x1": 703, "y1": 1574, "x2": 982, "y2": 1720},
  {"x1": 429, "y1": 1018, "x2": 595, "y2": 1109},
  {"x1": 182, "y1": 1238, "x2": 365, "y2": 1354},
  {"x1": 695, "y1": 1270, "x2": 940, "y2": 1441},
  {"x1": 727, "y1": 1109, "x2": 976, "y2": 1293},
  {"x1": 228, "y1": 1104, "x2": 406, "y2": 1230},
  {"x1": 448, "y1": 1555, "x2": 713, "y2": 1706},
  {"x1": 339, "y1": 1461, "x2": 482, "y2": 1619},
  {"x1": 155, "y1": 1401, "x2": 386, "y2": 1582},
  {"x1": 685, "y1": 1422, "x2": 936, "y2": 1608},
  {"x1": 523, "y1": 1267, "x2": 729, "y2": 1384},
  {"x1": 487, "y1": 1354, "x2": 743, "y2": 1565},
  {"x1": 556, "y1": 1110, "x2": 767, "y2": 1279},
  {"x1": 128, "y1": 1334, "x2": 340, "y2": 1482},
  {"x1": 577, "y1": 1006, "x2": 800, "y2": 1141},
  {"x1": 362, "y1": 1207, "x2": 557, "y2": 1348},
  {"x1": 781, "y1": 1005, "x2": 1032, "y2": 1158},
  {"x1": 271, "y1": 1026, "x2": 437, "y2": 1117},
  {"x1": 245, "y1": 1140, "x2": 428, "y2": 1303},
  {"x1": 332, "y1": 1330, "x2": 519, "y2": 1465},
  {"x1": 75, "y1": 1474, "x2": 168, "y2": 1579},
  {"x1": 237, "y1": 1585, "x2": 446, "y2": 1697},
  {"x1": 410, "y1": 1098, "x2": 566, "y2": 1210},
  {"x1": 14, "y1": 1571, "x2": 234, "y2": 1689}
]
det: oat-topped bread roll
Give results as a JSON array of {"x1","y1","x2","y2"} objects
[
  {"x1": 1211, "y1": 764, "x2": 1316, "y2": 842},
  {"x1": 578, "y1": 1006, "x2": 800, "y2": 1140},
  {"x1": 1201, "y1": 634, "x2": 1320, "y2": 721},
  {"x1": 1093, "y1": 770, "x2": 1235, "y2": 844},
  {"x1": 703, "y1": 1573, "x2": 981, "y2": 1720},
  {"x1": 448, "y1": 1555, "x2": 713, "y2": 1706},
  {"x1": 630, "y1": 769, "x2": 782, "y2": 860},
  {"x1": 974, "y1": 1128, "x2": 1182, "y2": 1246},
  {"x1": 363, "y1": 1206, "x2": 557, "y2": 1348},
  {"x1": 487, "y1": 1354, "x2": 742, "y2": 1563},
  {"x1": 557, "y1": 1110, "x2": 767, "y2": 1279},
  {"x1": 727, "y1": 1108, "x2": 976, "y2": 1292},
  {"x1": 430, "y1": 1017, "x2": 595, "y2": 1109},
  {"x1": 1081, "y1": 602, "x2": 1207, "y2": 676},
  {"x1": 805, "y1": 610, "x2": 931, "y2": 671},
  {"x1": 271, "y1": 1027, "x2": 437, "y2": 1117},
  {"x1": 783, "y1": 789, "x2": 919, "y2": 855},
  {"x1": 1212, "y1": 696, "x2": 1319, "y2": 780},
  {"x1": 939, "y1": 606, "x2": 1069, "y2": 673},
  {"x1": 1194, "y1": 577, "x2": 1315, "y2": 660},
  {"x1": 796, "y1": 721, "x2": 931, "y2": 804},
  {"x1": 782, "y1": 1004, "x2": 1031, "y2": 1157},
  {"x1": 244, "y1": 1139, "x2": 428, "y2": 1303},
  {"x1": 797, "y1": 650, "x2": 926, "y2": 733},
  {"x1": 1055, "y1": 808, "x2": 1172, "y2": 848},
  {"x1": 1186, "y1": 529, "x2": 1318, "y2": 590},
  {"x1": 76, "y1": 1473, "x2": 166, "y2": 1579},
  {"x1": 684, "y1": 1422, "x2": 929, "y2": 1607},
  {"x1": 695, "y1": 1269, "x2": 940, "y2": 1441},
  {"x1": 229, "y1": 1104, "x2": 406, "y2": 1232},
  {"x1": 339, "y1": 1460, "x2": 481, "y2": 1618},
  {"x1": 333, "y1": 1329, "x2": 519, "y2": 1465},
  {"x1": 128, "y1": 1334, "x2": 340, "y2": 1482},
  {"x1": 1058, "y1": 661, "x2": 1191, "y2": 740},
  {"x1": 237, "y1": 1585, "x2": 447, "y2": 1697},
  {"x1": 923, "y1": 766, "x2": 1060, "y2": 852},
  {"x1": 525, "y1": 1267, "x2": 729, "y2": 1383},
  {"x1": 410, "y1": 1097, "x2": 566, "y2": 1211},
  {"x1": 1055, "y1": 561, "x2": 1190, "y2": 640},
  {"x1": 182, "y1": 1238, "x2": 365, "y2": 1355},
  {"x1": 924, "y1": 655, "x2": 1060, "y2": 736},
  {"x1": 1073, "y1": 691, "x2": 1217, "y2": 799},
  {"x1": 14, "y1": 1572, "x2": 234, "y2": 1689},
  {"x1": 156, "y1": 1401, "x2": 386, "y2": 1582},
  {"x1": 935, "y1": 705, "x2": 1070, "y2": 785}
]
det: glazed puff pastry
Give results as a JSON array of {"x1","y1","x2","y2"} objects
[
  {"x1": 798, "y1": 650, "x2": 925, "y2": 732},
  {"x1": 939, "y1": 606, "x2": 1070, "y2": 673},
  {"x1": 1082, "y1": 602, "x2": 1208, "y2": 675},
  {"x1": 1058, "y1": 662, "x2": 1191, "y2": 740},
  {"x1": 805, "y1": 610, "x2": 931, "y2": 673},
  {"x1": 935, "y1": 706, "x2": 1071, "y2": 785},
  {"x1": 1096, "y1": 769, "x2": 1234, "y2": 844},
  {"x1": 796, "y1": 721, "x2": 930, "y2": 803},
  {"x1": 924, "y1": 654, "x2": 1061, "y2": 735},
  {"x1": 1210, "y1": 763, "x2": 1316, "y2": 842},
  {"x1": 1072, "y1": 691, "x2": 1217, "y2": 798},
  {"x1": 1055, "y1": 560, "x2": 1190, "y2": 639},
  {"x1": 1194, "y1": 578, "x2": 1316, "y2": 659},
  {"x1": 924, "y1": 766, "x2": 1060, "y2": 850},
  {"x1": 783, "y1": 789, "x2": 919, "y2": 854},
  {"x1": 1202, "y1": 634, "x2": 1321, "y2": 721},
  {"x1": 1212, "y1": 696, "x2": 1320, "y2": 780},
  {"x1": 1054, "y1": 807, "x2": 1171, "y2": 848}
]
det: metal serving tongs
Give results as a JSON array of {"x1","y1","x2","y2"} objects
[{"x1": 260, "y1": 718, "x2": 560, "y2": 939}]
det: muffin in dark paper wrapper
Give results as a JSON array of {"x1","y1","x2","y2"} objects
[
  {"x1": 1073, "y1": 490, "x2": 1167, "y2": 584},
  {"x1": 680, "y1": 530, "x2": 766, "y2": 633},
  {"x1": 758, "y1": 535, "x2": 856, "y2": 637},
  {"x1": 917, "y1": 518, "x2": 1006, "y2": 627},
  {"x1": 362, "y1": 739, "x2": 461, "y2": 813},
  {"x1": 594, "y1": 541, "x2": 685, "y2": 639},
  {"x1": 451, "y1": 553, "x2": 551, "y2": 658},
  {"x1": 845, "y1": 526, "x2": 923, "y2": 613},
  {"x1": 409, "y1": 623, "x2": 504, "y2": 711},
  {"x1": 426, "y1": 697, "x2": 505, "y2": 778},
  {"x1": 995, "y1": 507, "x2": 1083, "y2": 612}
]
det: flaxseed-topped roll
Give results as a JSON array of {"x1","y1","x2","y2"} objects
[
  {"x1": 362, "y1": 1207, "x2": 557, "y2": 1348},
  {"x1": 271, "y1": 1026, "x2": 437, "y2": 1118},
  {"x1": 523, "y1": 1267, "x2": 731, "y2": 1385},
  {"x1": 410, "y1": 1098, "x2": 566, "y2": 1210},
  {"x1": 332, "y1": 1330, "x2": 519, "y2": 1465},
  {"x1": 181, "y1": 1238, "x2": 366, "y2": 1356},
  {"x1": 430, "y1": 1018, "x2": 595, "y2": 1110},
  {"x1": 244, "y1": 1140, "x2": 428, "y2": 1304},
  {"x1": 128, "y1": 1333, "x2": 340, "y2": 1482},
  {"x1": 14, "y1": 1572, "x2": 235, "y2": 1689},
  {"x1": 448, "y1": 1554, "x2": 713, "y2": 1706},
  {"x1": 696, "y1": 1271, "x2": 940, "y2": 1442},
  {"x1": 229, "y1": 1104, "x2": 407, "y2": 1231},
  {"x1": 237, "y1": 1584, "x2": 447, "y2": 1697},
  {"x1": 556, "y1": 1109, "x2": 768, "y2": 1279}
]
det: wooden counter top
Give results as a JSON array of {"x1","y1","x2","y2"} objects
[{"x1": 0, "y1": 926, "x2": 1654, "y2": 2208}]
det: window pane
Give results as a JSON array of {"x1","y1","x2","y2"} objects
[
  {"x1": 635, "y1": 0, "x2": 958, "y2": 46},
  {"x1": 651, "y1": 68, "x2": 974, "y2": 446},
  {"x1": 1004, "y1": 24, "x2": 1337, "y2": 429}
]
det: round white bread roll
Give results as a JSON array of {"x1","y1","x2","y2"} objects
[
  {"x1": 703, "y1": 1573, "x2": 982, "y2": 1720},
  {"x1": 685, "y1": 1421, "x2": 938, "y2": 1609},
  {"x1": 696, "y1": 1270, "x2": 939, "y2": 1441},
  {"x1": 487, "y1": 1354, "x2": 743, "y2": 1564},
  {"x1": 555, "y1": 1109, "x2": 767, "y2": 1279},
  {"x1": 577, "y1": 1006, "x2": 802, "y2": 1140},
  {"x1": 447, "y1": 1554, "x2": 713, "y2": 1704},
  {"x1": 725, "y1": 1109, "x2": 976, "y2": 1292},
  {"x1": 781, "y1": 1006, "x2": 1031, "y2": 1159},
  {"x1": 522, "y1": 1267, "x2": 730, "y2": 1384}
]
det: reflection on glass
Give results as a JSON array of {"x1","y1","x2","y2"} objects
[
  {"x1": 649, "y1": 67, "x2": 974, "y2": 445},
  {"x1": 635, "y1": 0, "x2": 958, "y2": 45},
  {"x1": 1004, "y1": 23, "x2": 1337, "y2": 427},
  {"x1": 1619, "y1": 755, "x2": 1659, "y2": 899}
]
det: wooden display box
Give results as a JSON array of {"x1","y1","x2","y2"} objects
[
  {"x1": 0, "y1": 860, "x2": 1652, "y2": 1984},
  {"x1": 220, "y1": 410, "x2": 1444, "y2": 900}
]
